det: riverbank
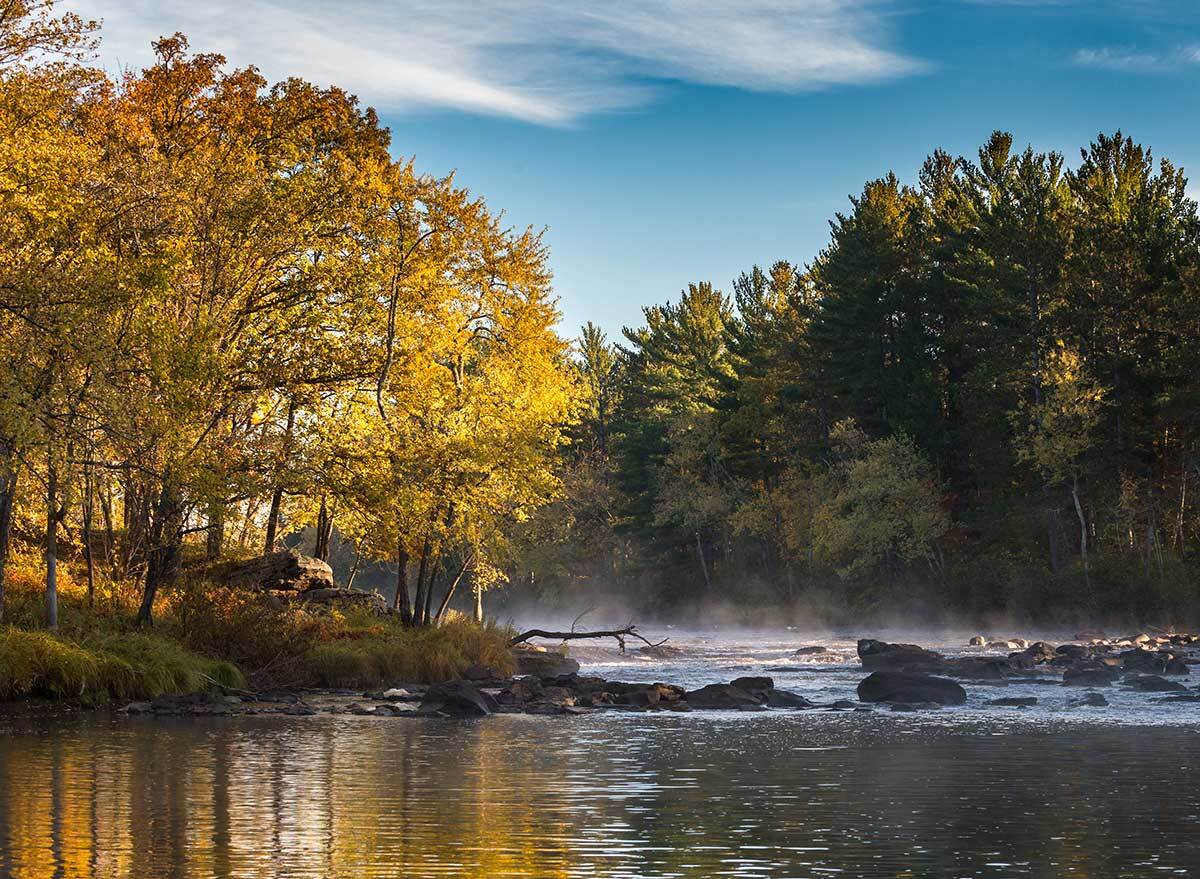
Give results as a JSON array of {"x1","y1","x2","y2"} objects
[{"x1": 0, "y1": 561, "x2": 514, "y2": 705}]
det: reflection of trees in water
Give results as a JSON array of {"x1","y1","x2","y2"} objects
[{"x1": 0, "y1": 718, "x2": 1196, "y2": 877}]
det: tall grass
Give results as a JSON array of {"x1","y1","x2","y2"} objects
[{"x1": 0, "y1": 628, "x2": 244, "y2": 702}]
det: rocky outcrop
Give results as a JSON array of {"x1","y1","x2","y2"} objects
[
  {"x1": 216, "y1": 551, "x2": 333, "y2": 592},
  {"x1": 856, "y1": 671, "x2": 967, "y2": 705}
]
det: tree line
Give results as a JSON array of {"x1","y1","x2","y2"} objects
[
  {"x1": 0, "y1": 2, "x2": 575, "y2": 629},
  {"x1": 519, "y1": 130, "x2": 1200, "y2": 624}
]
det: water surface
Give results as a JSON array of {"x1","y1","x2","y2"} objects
[{"x1": 2, "y1": 630, "x2": 1199, "y2": 878}]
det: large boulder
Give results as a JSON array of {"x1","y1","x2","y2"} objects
[
  {"x1": 217, "y1": 550, "x2": 333, "y2": 592},
  {"x1": 419, "y1": 680, "x2": 498, "y2": 717},
  {"x1": 857, "y1": 639, "x2": 944, "y2": 672},
  {"x1": 510, "y1": 647, "x2": 581, "y2": 679},
  {"x1": 856, "y1": 671, "x2": 967, "y2": 706},
  {"x1": 684, "y1": 683, "x2": 764, "y2": 709}
]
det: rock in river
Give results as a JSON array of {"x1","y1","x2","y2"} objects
[
  {"x1": 419, "y1": 680, "x2": 498, "y2": 717},
  {"x1": 510, "y1": 647, "x2": 581, "y2": 679},
  {"x1": 684, "y1": 683, "x2": 764, "y2": 710},
  {"x1": 856, "y1": 639, "x2": 944, "y2": 672},
  {"x1": 856, "y1": 671, "x2": 967, "y2": 706}
]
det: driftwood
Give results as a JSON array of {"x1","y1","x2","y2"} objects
[{"x1": 508, "y1": 623, "x2": 667, "y2": 654}]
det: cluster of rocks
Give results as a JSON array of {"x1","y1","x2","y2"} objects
[{"x1": 849, "y1": 634, "x2": 1200, "y2": 710}]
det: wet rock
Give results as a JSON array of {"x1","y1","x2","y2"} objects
[
  {"x1": 684, "y1": 683, "x2": 763, "y2": 709},
  {"x1": 283, "y1": 705, "x2": 317, "y2": 716},
  {"x1": 419, "y1": 680, "x2": 498, "y2": 717},
  {"x1": 887, "y1": 701, "x2": 942, "y2": 712},
  {"x1": 1122, "y1": 674, "x2": 1187, "y2": 693},
  {"x1": 856, "y1": 671, "x2": 967, "y2": 706},
  {"x1": 857, "y1": 639, "x2": 945, "y2": 672},
  {"x1": 1118, "y1": 648, "x2": 1169, "y2": 674},
  {"x1": 1069, "y1": 691, "x2": 1109, "y2": 707},
  {"x1": 765, "y1": 689, "x2": 815, "y2": 709},
  {"x1": 826, "y1": 699, "x2": 860, "y2": 710},
  {"x1": 1008, "y1": 642, "x2": 1057, "y2": 669},
  {"x1": 795, "y1": 645, "x2": 833, "y2": 655},
  {"x1": 1165, "y1": 656, "x2": 1190, "y2": 675},
  {"x1": 1062, "y1": 665, "x2": 1119, "y2": 687},
  {"x1": 968, "y1": 635, "x2": 987, "y2": 646},
  {"x1": 510, "y1": 648, "x2": 580, "y2": 679},
  {"x1": 730, "y1": 676, "x2": 774, "y2": 695},
  {"x1": 1156, "y1": 694, "x2": 1200, "y2": 704},
  {"x1": 988, "y1": 697, "x2": 1038, "y2": 707},
  {"x1": 122, "y1": 701, "x2": 153, "y2": 714}
]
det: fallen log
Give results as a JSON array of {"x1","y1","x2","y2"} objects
[{"x1": 508, "y1": 624, "x2": 667, "y2": 653}]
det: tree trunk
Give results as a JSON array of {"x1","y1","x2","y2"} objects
[
  {"x1": 473, "y1": 579, "x2": 483, "y2": 623},
  {"x1": 393, "y1": 541, "x2": 412, "y2": 624},
  {"x1": 313, "y1": 498, "x2": 332, "y2": 561},
  {"x1": 206, "y1": 501, "x2": 225, "y2": 561},
  {"x1": 423, "y1": 562, "x2": 439, "y2": 624},
  {"x1": 695, "y1": 531, "x2": 712, "y2": 591},
  {"x1": 46, "y1": 457, "x2": 58, "y2": 632},
  {"x1": 412, "y1": 532, "x2": 432, "y2": 626},
  {"x1": 1071, "y1": 475, "x2": 1094, "y2": 611},
  {"x1": 434, "y1": 554, "x2": 473, "y2": 626},
  {"x1": 347, "y1": 546, "x2": 363, "y2": 590},
  {"x1": 263, "y1": 484, "x2": 284, "y2": 554},
  {"x1": 137, "y1": 481, "x2": 183, "y2": 627},
  {"x1": 83, "y1": 463, "x2": 96, "y2": 609},
  {"x1": 263, "y1": 401, "x2": 297, "y2": 553},
  {"x1": 0, "y1": 458, "x2": 17, "y2": 624}
]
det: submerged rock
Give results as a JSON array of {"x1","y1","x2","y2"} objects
[
  {"x1": 856, "y1": 671, "x2": 967, "y2": 706},
  {"x1": 988, "y1": 696, "x2": 1038, "y2": 707},
  {"x1": 1069, "y1": 691, "x2": 1109, "y2": 707}
]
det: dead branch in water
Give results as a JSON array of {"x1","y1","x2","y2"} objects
[{"x1": 508, "y1": 623, "x2": 668, "y2": 654}]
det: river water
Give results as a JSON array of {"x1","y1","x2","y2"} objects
[{"x1": 2, "y1": 630, "x2": 1199, "y2": 878}]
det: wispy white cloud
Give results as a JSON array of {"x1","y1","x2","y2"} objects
[
  {"x1": 64, "y1": 0, "x2": 925, "y2": 126},
  {"x1": 1072, "y1": 44, "x2": 1200, "y2": 72}
]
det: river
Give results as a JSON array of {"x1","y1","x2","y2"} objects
[{"x1": 2, "y1": 629, "x2": 1199, "y2": 878}]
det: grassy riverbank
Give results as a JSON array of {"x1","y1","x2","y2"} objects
[{"x1": 0, "y1": 558, "x2": 514, "y2": 704}]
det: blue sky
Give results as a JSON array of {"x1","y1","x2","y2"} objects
[{"x1": 71, "y1": 0, "x2": 1200, "y2": 339}]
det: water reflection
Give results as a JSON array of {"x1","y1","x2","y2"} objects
[{"x1": 1, "y1": 713, "x2": 1198, "y2": 877}]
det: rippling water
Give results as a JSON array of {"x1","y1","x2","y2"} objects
[{"x1": 2, "y1": 630, "x2": 1200, "y2": 878}]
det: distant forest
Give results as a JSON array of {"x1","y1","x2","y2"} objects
[{"x1": 512, "y1": 130, "x2": 1200, "y2": 627}]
